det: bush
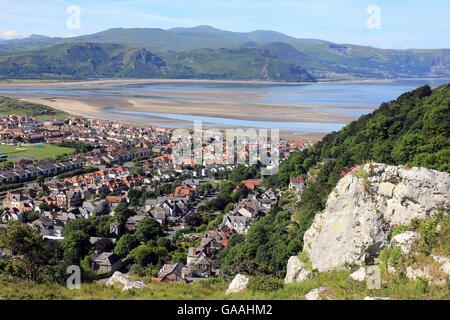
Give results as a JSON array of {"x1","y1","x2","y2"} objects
[{"x1": 248, "y1": 276, "x2": 284, "y2": 292}]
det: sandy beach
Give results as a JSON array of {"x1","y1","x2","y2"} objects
[{"x1": 0, "y1": 78, "x2": 387, "y2": 140}]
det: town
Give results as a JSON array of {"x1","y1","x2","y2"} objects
[{"x1": 0, "y1": 114, "x2": 312, "y2": 284}]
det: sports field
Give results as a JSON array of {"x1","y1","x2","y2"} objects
[{"x1": 0, "y1": 144, "x2": 75, "y2": 160}]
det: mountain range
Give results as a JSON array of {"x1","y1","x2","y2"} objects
[{"x1": 0, "y1": 26, "x2": 448, "y2": 81}]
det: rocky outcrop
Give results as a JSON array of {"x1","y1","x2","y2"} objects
[
  {"x1": 303, "y1": 163, "x2": 449, "y2": 272},
  {"x1": 285, "y1": 256, "x2": 313, "y2": 284},
  {"x1": 390, "y1": 231, "x2": 420, "y2": 255},
  {"x1": 106, "y1": 271, "x2": 145, "y2": 292},
  {"x1": 225, "y1": 274, "x2": 249, "y2": 295},
  {"x1": 305, "y1": 287, "x2": 333, "y2": 300},
  {"x1": 349, "y1": 267, "x2": 367, "y2": 282}
]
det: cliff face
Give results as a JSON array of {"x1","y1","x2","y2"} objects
[{"x1": 303, "y1": 163, "x2": 450, "y2": 272}]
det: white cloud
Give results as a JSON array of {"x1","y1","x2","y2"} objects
[{"x1": 1, "y1": 30, "x2": 23, "y2": 40}]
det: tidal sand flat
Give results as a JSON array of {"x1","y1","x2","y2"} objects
[{"x1": 1, "y1": 78, "x2": 447, "y2": 139}]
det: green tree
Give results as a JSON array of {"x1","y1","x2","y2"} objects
[
  {"x1": 62, "y1": 230, "x2": 91, "y2": 265},
  {"x1": 114, "y1": 234, "x2": 139, "y2": 258},
  {"x1": 135, "y1": 217, "x2": 164, "y2": 243},
  {"x1": 0, "y1": 221, "x2": 47, "y2": 282}
]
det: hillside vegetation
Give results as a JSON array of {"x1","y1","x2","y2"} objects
[
  {"x1": 0, "y1": 43, "x2": 314, "y2": 82},
  {"x1": 0, "y1": 96, "x2": 68, "y2": 119},
  {"x1": 0, "y1": 26, "x2": 448, "y2": 80},
  {"x1": 219, "y1": 84, "x2": 449, "y2": 277}
]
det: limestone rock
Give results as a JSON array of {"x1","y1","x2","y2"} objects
[
  {"x1": 305, "y1": 287, "x2": 333, "y2": 300},
  {"x1": 391, "y1": 231, "x2": 420, "y2": 255},
  {"x1": 303, "y1": 163, "x2": 450, "y2": 272},
  {"x1": 285, "y1": 256, "x2": 313, "y2": 284},
  {"x1": 364, "y1": 296, "x2": 392, "y2": 300},
  {"x1": 431, "y1": 255, "x2": 450, "y2": 276},
  {"x1": 350, "y1": 267, "x2": 367, "y2": 282},
  {"x1": 225, "y1": 274, "x2": 249, "y2": 295},
  {"x1": 106, "y1": 271, "x2": 145, "y2": 292}
]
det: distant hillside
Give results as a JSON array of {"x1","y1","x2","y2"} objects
[
  {"x1": 0, "y1": 96, "x2": 68, "y2": 119},
  {"x1": 159, "y1": 47, "x2": 315, "y2": 81},
  {"x1": 0, "y1": 42, "x2": 315, "y2": 82},
  {"x1": 0, "y1": 26, "x2": 448, "y2": 80},
  {"x1": 0, "y1": 43, "x2": 168, "y2": 80}
]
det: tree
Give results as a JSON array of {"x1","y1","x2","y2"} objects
[
  {"x1": 126, "y1": 245, "x2": 155, "y2": 266},
  {"x1": 156, "y1": 237, "x2": 171, "y2": 250},
  {"x1": 0, "y1": 221, "x2": 47, "y2": 282},
  {"x1": 94, "y1": 238, "x2": 115, "y2": 253},
  {"x1": 114, "y1": 234, "x2": 139, "y2": 258},
  {"x1": 135, "y1": 217, "x2": 164, "y2": 243},
  {"x1": 36, "y1": 175, "x2": 45, "y2": 186},
  {"x1": 39, "y1": 202, "x2": 49, "y2": 212},
  {"x1": 62, "y1": 230, "x2": 91, "y2": 265}
]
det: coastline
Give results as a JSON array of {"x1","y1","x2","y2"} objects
[
  {"x1": 19, "y1": 96, "x2": 335, "y2": 140},
  {"x1": 0, "y1": 77, "x2": 448, "y2": 87}
]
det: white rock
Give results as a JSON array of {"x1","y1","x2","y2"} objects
[
  {"x1": 225, "y1": 274, "x2": 249, "y2": 295},
  {"x1": 303, "y1": 163, "x2": 450, "y2": 272},
  {"x1": 350, "y1": 267, "x2": 367, "y2": 282},
  {"x1": 364, "y1": 296, "x2": 392, "y2": 300},
  {"x1": 285, "y1": 256, "x2": 313, "y2": 284},
  {"x1": 391, "y1": 231, "x2": 420, "y2": 255},
  {"x1": 106, "y1": 271, "x2": 145, "y2": 292},
  {"x1": 431, "y1": 255, "x2": 450, "y2": 276},
  {"x1": 305, "y1": 287, "x2": 332, "y2": 300}
]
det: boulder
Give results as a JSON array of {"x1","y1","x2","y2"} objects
[
  {"x1": 364, "y1": 296, "x2": 392, "y2": 300},
  {"x1": 391, "y1": 231, "x2": 420, "y2": 255},
  {"x1": 106, "y1": 271, "x2": 145, "y2": 292},
  {"x1": 349, "y1": 267, "x2": 367, "y2": 282},
  {"x1": 431, "y1": 254, "x2": 450, "y2": 276},
  {"x1": 285, "y1": 256, "x2": 313, "y2": 284},
  {"x1": 303, "y1": 163, "x2": 450, "y2": 272},
  {"x1": 305, "y1": 287, "x2": 333, "y2": 300},
  {"x1": 225, "y1": 274, "x2": 249, "y2": 295}
]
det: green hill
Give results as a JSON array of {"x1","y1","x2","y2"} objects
[
  {"x1": 0, "y1": 26, "x2": 448, "y2": 80},
  {"x1": 159, "y1": 47, "x2": 315, "y2": 81},
  {"x1": 266, "y1": 83, "x2": 450, "y2": 189},
  {"x1": 0, "y1": 42, "x2": 315, "y2": 81},
  {"x1": 0, "y1": 43, "x2": 168, "y2": 80},
  {"x1": 0, "y1": 96, "x2": 68, "y2": 119},
  {"x1": 217, "y1": 84, "x2": 449, "y2": 280}
]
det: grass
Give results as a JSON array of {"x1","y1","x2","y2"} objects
[
  {"x1": 0, "y1": 144, "x2": 75, "y2": 160},
  {"x1": 0, "y1": 269, "x2": 448, "y2": 300}
]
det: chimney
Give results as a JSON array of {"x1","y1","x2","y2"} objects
[{"x1": 193, "y1": 247, "x2": 197, "y2": 255}]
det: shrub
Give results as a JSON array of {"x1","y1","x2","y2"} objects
[{"x1": 248, "y1": 276, "x2": 284, "y2": 292}]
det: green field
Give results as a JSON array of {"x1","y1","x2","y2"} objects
[{"x1": 0, "y1": 144, "x2": 75, "y2": 160}]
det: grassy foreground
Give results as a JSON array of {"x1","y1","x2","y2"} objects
[{"x1": 1, "y1": 270, "x2": 448, "y2": 300}]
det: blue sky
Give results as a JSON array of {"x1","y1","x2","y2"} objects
[{"x1": 1, "y1": 0, "x2": 449, "y2": 49}]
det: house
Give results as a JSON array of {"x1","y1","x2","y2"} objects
[
  {"x1": 193, "y1": 257, "x2": 212, "y2": 278},
  {"x1": 240, "y1": 179, "x2": 262, "y2": 191},
  {"x1": 149, "y1": 207, "x2": 169, "y2": 225},
  {"x1": 2, "y1": 191, "x2": 26, "y2": 209},
  {"x1": 222, "y1": 214, "x2": 254, "y2": 234},
  {"x1": 90, "y1": 252, "x2": 122, "y2": 275},
  {"x1": 153, "y1": 262, "x2": 187, "y2": 283},
  {"x1": 187, "y1": 246, "x2": 206, "y2": 265},
  {"x1": 289, "y1": 177, "x2": 305, "y2": 201},
  {"x1": 125, "y1": 215, "x2": 147, "y2": 232}
]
